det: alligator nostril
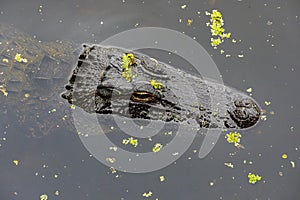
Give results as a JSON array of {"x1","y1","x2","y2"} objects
[{"x1": 233, "y1": 107, "x2": 249, "y2": 120}]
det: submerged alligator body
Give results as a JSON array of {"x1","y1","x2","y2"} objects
[
  {"x1": 62, "y1": 44, "x2": 260, "y2": 130},
  {"x1": 0, "y1": 24, "x2": 260, "y2": 139},
  {"x1": 0, "y1": 24, "x2": 76, "y2": 137}
]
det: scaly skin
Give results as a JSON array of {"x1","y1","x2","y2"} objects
[{"x1": 62, "y1": 44, "x2": 261, "y2": 130}]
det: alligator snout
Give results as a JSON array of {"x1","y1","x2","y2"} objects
[{"x1": 227, "y1": 98, "x2": 261, "y2": 129}]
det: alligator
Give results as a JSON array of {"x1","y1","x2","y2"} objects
[
  {"x1": 0, "y1": 24, "x2": 261, "y2": 158},
  {"x1": 61, "y1": 44, "x2": 260, "y2": 130}
]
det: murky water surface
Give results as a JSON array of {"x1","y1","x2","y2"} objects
[{"x1": 0, "y1": 0, "x2": 299, "y2": 199}]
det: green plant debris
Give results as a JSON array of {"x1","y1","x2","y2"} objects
[
  {"x1": 234, "y1": 142, "x2": 245, "y2": 149},
  {"x1": 106, "y1": 157, "x2": 116, "y2": 163},
  {"x1": 243, "y1": 160, "x2": 253, "y2": 165},
  {"x1": 54, "y1": 190, "x2": 59, "y2": 196},
  {"x1": 121, "y1": 53, "x2": 136, "y2": 82},
  {"x1": 123, "y1": 137, "x2": 138, "y2": 147},
  {"x1": 224, "y1": 162, "x2": 234, "y2": 168},
  {"x1": 187, "y1": 19, "x2": 193, "y2": 26},
  {"x1": 153, "y1": 143, "x2": 163, "y2": 152},
  {"x1": 150, "y1": 80, "x2": 163, "y2": 89},
  {"x1": 181, "y1": 4, "x2": 187, "y2": 9},
  {"x1": 248, "y1": 173, "x2": 262, "y2": 184},
  {"x1": 264, "y1": 101, "x2": 271, "y2": 106},
  {"x1": 260, "y1": 115, "x2": 267, "y2": 121},
  {"x1": 40, "y1": 194, "x2": 48, "y2": 200},
  {"x1": 48, "y1": 108, "x2": 56, "y2": 113},
  {"x1": 129, "y1": 138, "x2": 138, "y2": 147},
  {"x1": 13, "y1": 160, "x2": 19, "y2": 166},
  {"x1": 246, "y1": 88, "x2": 252, "y2": 93},
  {"x1": 281, "y1": 153, "x2": 288, "y2": 159},
  {"x1": 14, "y1": 53, "x2": 28, "y2": 63},
  {"x1": 159, "y1": 175, "x2": 165, "y2": 182},
  {"x1": 142, "y1": 191, "x2": 153, "y2": 198},
  {"x1": 210, "y1": 38, "x2": 222, "y2": 47},
  {"x1": 70, "y1": 104, "x2": 75, "y2": 109},
  {"x1": 206, "y1": 10, "x2": 231, "y2": 48},
  {"x1": 225, "y1": 132, "x2": 241, "y2": 144},
  {"x1": 0, "y1": 85, "x2": 8, "y2": 96},
  {"x1": 290, "y1": 161, "x2": 296, "y2": 168}
]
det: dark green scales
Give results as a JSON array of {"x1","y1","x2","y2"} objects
[{"x1": 0, "y1": 24, "x2": 260, "y2": 138}]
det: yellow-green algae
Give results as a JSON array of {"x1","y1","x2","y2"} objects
[
  {"x1": 121, "y1": 53, "x2": 136, "y2": 82},
  {"x1": 150, "y1": 79, "x2": 163, "y2": 89},
  {"x1": 225, "y1": 132, "x2": 241, "y2": 144},
  {"x1": 248, "y1": 173, "x2": 262, "y2": 184},
  {"x1": 206, "y1": 10, "x2": 231, "y2": 47}
]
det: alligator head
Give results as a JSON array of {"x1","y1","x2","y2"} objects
[{"x1": 62, "y1": 44, "x2": 261, "y2": 130}]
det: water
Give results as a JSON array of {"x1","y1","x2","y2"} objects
[{"x1": 0, "y1": 0, "x2": 299, "y2": 199}]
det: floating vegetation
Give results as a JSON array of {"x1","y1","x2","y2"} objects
[
  {"x1": 152, "y1": 143, "x2": 163, "y2": 152},
  {"x1": 281, "y1": 153, "x2": 288, "y2": 159},
  {"x1": 54, "y1": 190, "x2": 59, "y2": 196},
  {"x1": 0, "y1": 85, "x2": 8, "y2": 96},
  {"x1": 206, "y1": 10, "x2": 231, "y2": 48},
  {"x1": 142, "y1": 191, "x2": 153, "y2": 198},
  {"x1": 264, "y1": 101, "x2": 271, "y2": 106},
  {"x1": 106, "y1": 157, "x2": 116, "y2": 164},
  {"x1": 150, "y1": 80, "x2": 163, "y2": 89},
  {"x1": 48, "y1": 108, "x2": 56, "y2": 113},
  {"x1": 234, "y1": 143, "x2": 245, "y2": 149},
  {"x1": 260, "y1": 115, "x2": 267, "y2": 121},
  {"x1": 70, "y1": 104, "x2": 75, "y2": 109},
  {"x1": 248, "y1": 173, "x2": 262, "y2": 184},
  {"x1": 121, "y1": 53, "x2": 136, "y2": 82},
  {"x1": 181, "y1": 4, "x2": 187, "y2": 9},
  {"x1": 211, "y1": 38, "x2": 222, "y2": 47},
  {"x1": 14, "y1": 53, "x2": 28, "y2": 63},
  {"x1": 246, "y1": 88, "x2": 252, "y2": 93},
  {"x1": 187, "y1": 19, "x2": 193, "y2": 26},
  {"x1": 225, "y1": 132, "x2": 241, "y2": 144},
  {"x1": 224, "y1": 162, "x2": 234, "y2": 168},
  {"x1": 123, "y1": 137, "x2": 138, "y2": 147},
  {"x1": 290, "y1": 161, "x2": 296, "y2": 168},
  {"x1": 129, "y1": 138, "x2": 138, "y2": 147},
  {"x1": 40, "y1": 194, "x2": 48, "y2": 200},
  {"x1": 13, "y1": 160, "x2": 19, "y2": 166},
  {"x1": 159, "y1": 175, "x2": 165, "y2": 182}
]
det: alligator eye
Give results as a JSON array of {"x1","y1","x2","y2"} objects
[
  {"x1": 96, "y1": 85, "x2": 114, "y2": 98},
  {"x1": 130, "y1": 91, "x2": 159, "y2": 104}
]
